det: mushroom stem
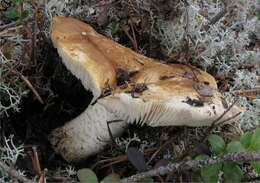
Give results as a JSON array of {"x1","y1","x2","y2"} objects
[{"x1": 49, "y1": 103, "x2": 127, "y2": 162}]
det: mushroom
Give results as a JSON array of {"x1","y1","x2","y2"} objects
[{"x1": 49, "y1": 17, "x2": 243, "y2": 162}]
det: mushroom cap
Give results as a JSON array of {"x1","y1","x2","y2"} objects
[
  {"x1": 51, "y1": 16, "x2": 154, "y2": 101},
  {"x1": 51, "y1": 16, "x2": 243, "y2": 127}
]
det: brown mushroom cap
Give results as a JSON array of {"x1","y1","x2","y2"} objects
[{"x1": 51, "y1": 16, "x2": 155, "y2": 101}]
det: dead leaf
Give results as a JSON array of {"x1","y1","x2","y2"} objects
[{"x1": 127, "y1": 147, "x2": 147, "y2": 172}]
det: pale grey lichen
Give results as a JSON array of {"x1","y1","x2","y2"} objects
[
  {"x1": 0, "y1": 50, "x2": 26, "y2": 117},
  {"x1": 52, "y1": 165, "x2": 77, "y2": 182},
  {"x1": 156, "y1": 0, "x2": 259, "y2": 129},
  {"x1": 0, "y1": 135, "x2": 25, "y2": 181},
  {"x1": 115, "y1": 132, "x2": 141, "y2": 152}
]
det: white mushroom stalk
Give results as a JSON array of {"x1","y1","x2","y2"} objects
[
  {"x1": 49, "y1": 17, "x2": 243, "y2": 162},
  {"x1": 49, "y1": 103, "x2": 126, "y2": 162}
]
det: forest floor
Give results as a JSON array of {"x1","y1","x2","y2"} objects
[{"x1": 0, "y1": 0, "x2": 259, "y2": 182}]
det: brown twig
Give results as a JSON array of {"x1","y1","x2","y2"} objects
[
  {"x1": 2, "y1": 62, "x2": 44, "y2": 104},
  {"x1": 0, "y1": 160, "x2": 35, "y2": 183},
  {"x1": 29, "y1": 146, "x2": 42, "y2": 177},
  {"x1": 100, "y1": 156, "x2": 127, "y2": 169},
  {"x1": 0, "y1": 22, "x2": 17, "y2": 31},
  {"x1": 203, "y1": 6, "x2": 227, "y2": 31},
  {"x1": 38, "y1": 168, "x2": 48, "y2": 183},
  {"x1": 217, "y1": 111, "x2": 242, "y2": 125},
  {"x1": 0, "y1": 25, "x2": 24, "y2": 37},
  {"x1": 129, "y1": 19, "x2": 138, "y2": 51},
  {"x1": 101, "y1": 148, "x2": 157, "y2": 169},
  {"x1": 0, "y1": 16, "x2": 31, "y2": 32},
  {"x1": 202, "y1": 98, "x2": 238, "y2": 141},
  {"x1": 20, "y1": 75, "x2": 44, "y2": 104},
  {"x1": 120, "y1": 152, "x2": 260, "y2": 183},
  {"x1": 147, "y1": 138, "x2": 175, "y2": 165},
  {"x1": 122, "y1": 26, "x2": 138, "y2": 52},
  {"x1": 92, "y1": 148, "x2": 157, "y2": 169},
  {"x1": 178, "y1": 98, "x2": 239, "y2": 160},
  {"x1": 234, "y1": 88, "x2": 260, "y2": 99}
]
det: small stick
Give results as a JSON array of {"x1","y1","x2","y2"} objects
[
  {"x1": 29, "y1": 146, "x2": 42, "y2": 177},
  {"x1": 122, "y1": 26, "x2": 138, "y2": 52},
  {"x1": 234, "y1": 88, "x2": 260, "y2": 99},
  {"x1": 0, "y1": 22, "x2": 17, "y2": 31},
  {"x1": 203, "y1": 7, "x2": 227, "y2": 31},
  {"x1": 147, "y1": 138, "x2": 175, "y2": 165},
  {"x1": 121, "y1": 152, "x2": 260, "y2": 183},
  {"x1": 217, "y1": 111, "x2": 242, "y2": 125},
  {"x1": 92, "y1": 148, "x2": 157, "y2": 169},
  {"x1": 20, "y1": 75, "x2": 44, "y2": 104},
  {"x1": 178, "y1": 99, "x2": 239, "y2": 159},
  {"x1": 0, "y1": 16, "x2": 31, "y2": 31},
  {"x1": 101, "y1": 148, "x2": 157, "y2": 169},
  {"x1": 101, "y1": 156, "x2": 128, "y2": 169},
  {"x1": 129, "y1": 20, "x2": 138, "y2": 51},
  {"x1": 202, "y1": 98, "x2": 238, "y2": 141},
  {"x1": 38, "y1": 168, "x2": 48, "y2": 183}
]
